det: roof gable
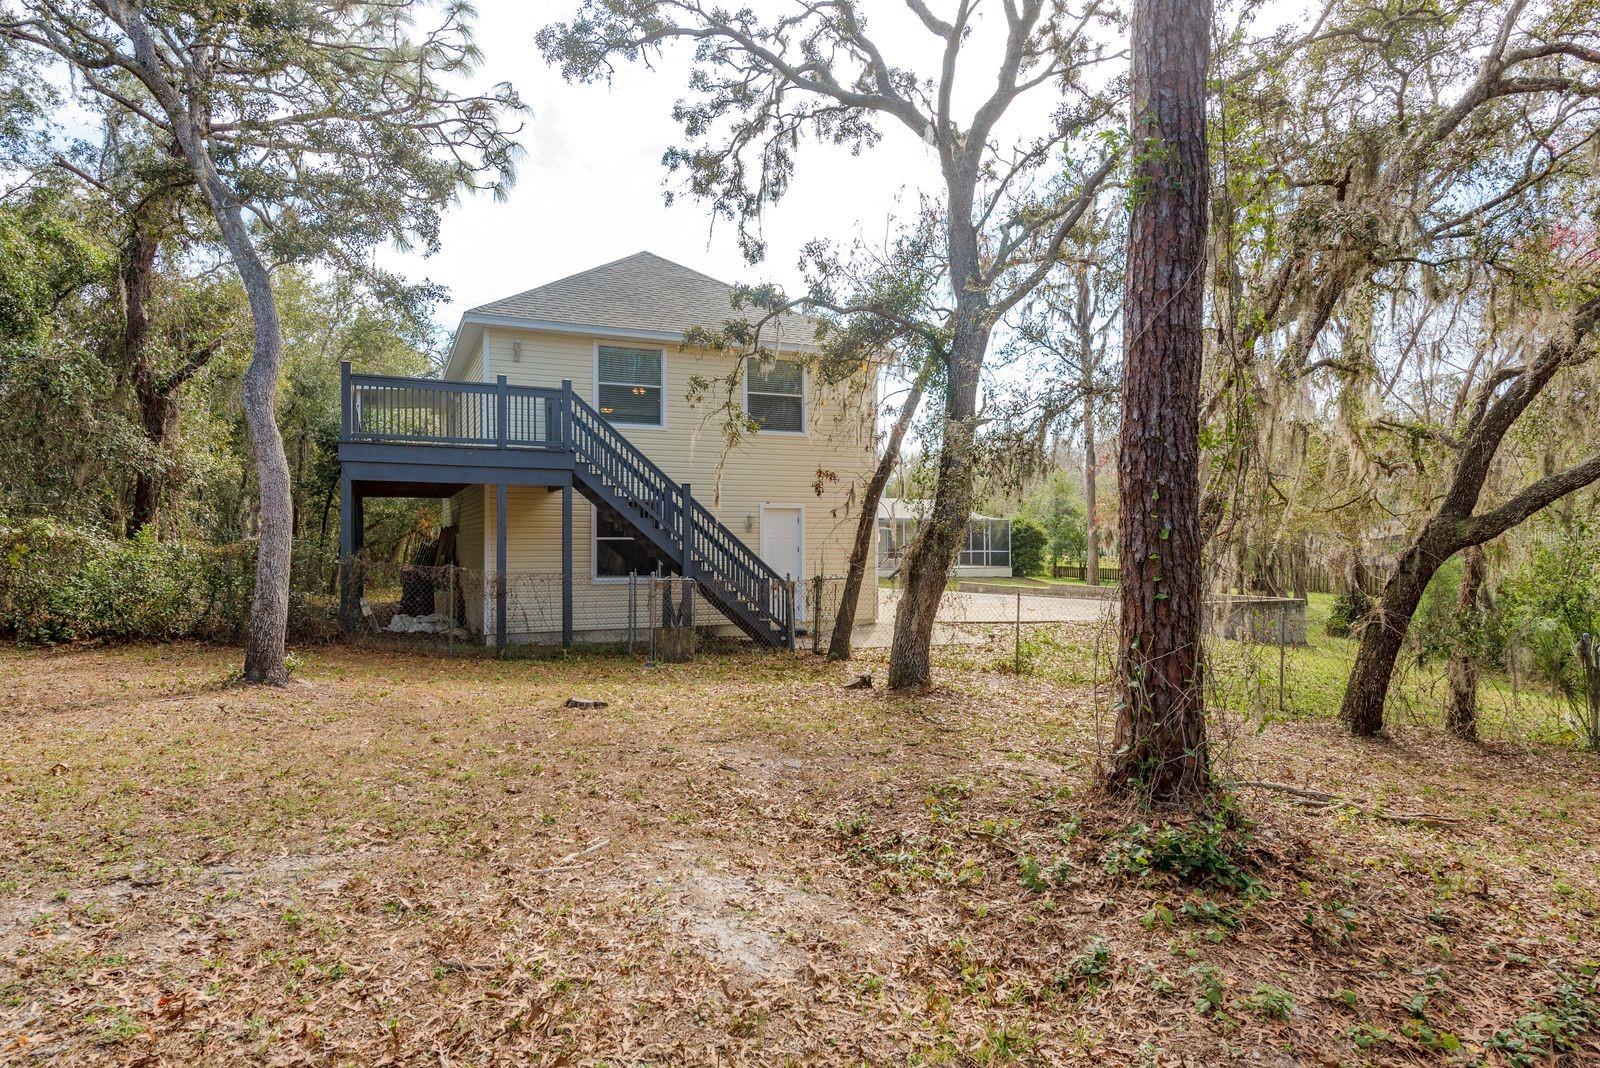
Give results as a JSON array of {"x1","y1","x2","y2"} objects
[{"x1": 466, "y1": 251, "x2": 821, "y2": 347}]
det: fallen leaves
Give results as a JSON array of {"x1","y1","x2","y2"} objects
[{"x1": 0, "y1": 641, "x2": 1596, "y2": 1064}]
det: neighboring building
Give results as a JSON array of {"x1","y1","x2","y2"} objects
[
  {"x1": 876, "y1": 497, "x2": 1012, "y2": 579},
  {"x1": 337, "y1": 251, "x2": 878, "y2": 647}
]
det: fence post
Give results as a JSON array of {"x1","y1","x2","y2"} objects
[
  {"x1": 628, "y1": 571, "x2": 637, "y2": 656},
  {"x1": 495, "y1": 374, "x2": 508, "y2": 450},
  {"x1": 811, "y1": 574, "x2": 823, "y2": 655},
  {"x1": 1278, "y1": 601, "x2": 1287, "y2": 716},
  {"x1": 784, "y1": 576, "x2": 796, "y2": 651},
  {"x1": 447, "y1": 564, "x2": 455, "y2": 656},
  {"x1": 647, "y1": 569, "x2": 659, "y2": 667},
  {"x1": 1015, "y1": 587, "x2": 1022, "y2": 675}
]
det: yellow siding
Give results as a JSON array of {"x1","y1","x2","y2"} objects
[
  {"x1": 447, "y1": 325, "x2": 879, "y2": 638},
  {"x1": 447, "y1": 486, "x2": 487, "y2": 633},
  {"x1": 458, "y1": 340, "x2": 484, "y2": 384}
]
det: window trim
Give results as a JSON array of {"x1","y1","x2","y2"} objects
[
  {"x1": 593, "y1": 341, "x2": 668, "y2": 429},
  {"x1": 589, "y1": 503, "x2": 660, "y2": 584},
  {"x1": 742, "y1": 356, "x2": 808, "y2": 437}
]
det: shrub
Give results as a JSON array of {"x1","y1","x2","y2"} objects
[
  {"x1": 1246, "y1": 983, "x2": 1295, "y2": 1021},
  {"x1": 1325, "y1": 588, "x2": 1372, "y2": 638},
  {"x1": 1102, "y1": 807, "x2": 1259, "y2": 892},
  {"x1": 1488, "y1": 974, "x2": 1599, "y2": 1066},
  {"x1": 1009, "y1": 517, "x2": 1047, "y2": 577},
  {"x1": 1409, "y1": 556, "x2": 1464, "y2": 661},
  {"x1": 0, "y1": 518, "x2": 255, "y2": 644},
  {"x1": 1500, "y1": 521, "x2": 1600, "y2": 748}
]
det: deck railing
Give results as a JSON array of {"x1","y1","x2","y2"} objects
[{"x1": 341, "y1": 365, "x2": 563, "y2": 449}]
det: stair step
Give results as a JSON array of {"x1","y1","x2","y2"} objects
[{"x1": 570, "y1": 414, "x2": 791, "y2": 647}]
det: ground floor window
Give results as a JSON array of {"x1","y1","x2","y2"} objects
[
  {"x1": 594, "y1": 503, "x2": 658, "y2": 579},
  {"x1": 959, "y1": 518, "x2": 1011, "y2": 569},
  {"x1": 879, "y1": 515, "x2": 1010, "y2": 570}
]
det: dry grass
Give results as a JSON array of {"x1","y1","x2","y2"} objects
[{"x1": 1, "y1": 640, "x2": 1598, "y2": 1065}]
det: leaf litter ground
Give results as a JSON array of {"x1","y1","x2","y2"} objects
[{"x1": 0, "y1": 640, "x2": 1596, "y2": 1064}]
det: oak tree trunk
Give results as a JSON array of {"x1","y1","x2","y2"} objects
[
  {"x1": 227, "y1": 235, "x2": 292, "y2": 684},
  {"x1": 829, "y1": 369, "x2": 927, "y2": 662},
  {"x1": 887, "y1": 305, "x2": 989, "y2": 688},
  {"x1": 1341, "y1": 531, "x2": 1449, "y2": 735},
  {"x1": 1084, "y1": 392, "x2": 1100, "y2": 585},
  {"x1": 1446, "y1": 545, "x2": 1485, "y2": 740},
  {"x1": 108, "y1": 7, "x2": 293, "y2": 683},
  {"x1": 121, "y1": 203, "x2": 167, "y2": 535},
  {"x1": 1338, "y1": 293, "x2": 1600, "y2": 737},
  {"x1": 1105, "y1": 0, "x2": 1212, "y2": 804}
]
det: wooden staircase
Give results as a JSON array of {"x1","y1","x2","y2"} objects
[{"x1": 564, "y1": 392, "x2": 795, "y2": 648}]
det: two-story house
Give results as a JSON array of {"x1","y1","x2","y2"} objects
[{"x1": 337, "y1": 251, "x2": 879, "y2": 648}]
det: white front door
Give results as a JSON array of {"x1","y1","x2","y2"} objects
[{"x1": 759, "y1": 506, "x2": 805, "y2": 619}]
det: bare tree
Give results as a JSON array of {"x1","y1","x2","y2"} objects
[
  {"x1": 829, "y1": 357, "x2": 933, "y2": 661},
  {"x1": 1103, "y1": 0, "x2": 1211, "y2": 805},
  {"x1": 5, "y1": 0, "x2": 523, "y2": 682},
  {"x1": 682, "y1": 221, "x2": 950, "y2": 662},
  {"x1": 540, "y1": 0, "x2": 1121, "y2": 687},
  {"x1": 1012, "y1": 211, "x2": 1121, "y2": 584}
]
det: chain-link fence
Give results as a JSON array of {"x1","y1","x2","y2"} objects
[{"x1": 338, "y1": 560, "x2": 773, "y2": 660}]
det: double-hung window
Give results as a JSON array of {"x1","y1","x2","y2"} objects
[
  {"x1": 744, "y1": 357, "x2": 805, "y2": 433},
  {"x1": 597, "y1": 345, "x2": 664, "y2": 426},
  {"x1": 594, "y1": 503, "x2": 657, "y2": 579}
]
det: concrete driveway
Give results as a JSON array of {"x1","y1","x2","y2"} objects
[{"x1": 848, "y1": 587, "x2": 1111, "y2": 648}]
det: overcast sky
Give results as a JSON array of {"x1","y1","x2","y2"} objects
[
  {"x1": 32, "y1": 1, "x2": 1309, "y2": 354},
  {"x1": 381, "y1": 1, "x2": 1063, "y2": 342}
]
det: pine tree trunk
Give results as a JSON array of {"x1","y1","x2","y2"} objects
[
  {"x1": 1105, "y1": 0, "x2": 1212, "y2": 804},
  {"x1": 887, "y1": 307, "x2": 989, "y2": 689},
  {"x1": 829, "y1": 369, "x2": 927, "y2": 662},
  {"x1": 1446, "y1": 545, "x2": 1484, "y2": 740}
]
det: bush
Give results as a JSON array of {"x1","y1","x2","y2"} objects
[
  {"x1": 1325, "y1": 588, "x2": 1373, "y2": 638},
  {"x1": 1010, "y1": 517, "x2": 1047, "y2": 577},
  {"x1": 1102, "y1": 807, "x2": 1259, "y2": 892},
  {"x1": 1499, "y1": 520, "x2": 1600, "y2": 748},
  {"x1": 1410, "y1": 556, "x2": 1464, "y2": 661},
  {"x1": 0, "y1": 518, "x2": 255, "y2": 644}
]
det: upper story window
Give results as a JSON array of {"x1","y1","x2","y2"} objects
[
  {"x1": 597, "y1": 345, "x2": 664, "y2": 426},
  {"x1": 745, "y1": 357, "x2": 805, "y2": 433}
]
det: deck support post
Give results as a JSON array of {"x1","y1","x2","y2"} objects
[
  {"x1": 339, "y1": 360, "x2": 352, "y2": 437},
  {"x1": 496, "y1": 483, "x2": 508, "y2": 651},
  {"x1": 561, "y1": 482, "x2": 573, "y2": 648},
  {"x1": 339, "y1": 475, "x2": 364, "y2": 632}
]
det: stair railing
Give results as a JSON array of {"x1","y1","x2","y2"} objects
[{"x1": 566, "y1": 391, "x2": 793, "y2": 643}]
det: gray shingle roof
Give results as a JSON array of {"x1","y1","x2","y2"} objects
[{"x1": 466, "y1": 251, "x2": 822, "y2": 348}]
